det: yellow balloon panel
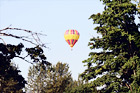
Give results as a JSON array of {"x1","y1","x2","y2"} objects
[{"x1": 64, "y1": 34, "x2": 80, "y2": 40}]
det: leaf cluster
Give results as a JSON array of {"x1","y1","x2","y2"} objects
[
  {"x1": 0, "y1": 43, "x2": 26, "y2": 92},
  {"x1": 81, "y1": 0, "x2": 140, "y2": 92},
  {"x1": 26, "y1": 46, "x2": 51, "y2": 66},
  {"x1": 26, "y1": 62, "x2": 72, "y2": 93}
]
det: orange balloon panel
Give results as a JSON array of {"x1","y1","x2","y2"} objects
[{"x1": 64, "y1": 29, "x2": 80, "y2": 48}]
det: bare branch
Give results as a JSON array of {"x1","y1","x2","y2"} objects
[
  {"x1": 0, "y1": 33, "x2": 38, "y2": 46},
  {"x1": 0, "y1": 27, "x2": 47, "y2": 36},
  {"x1": 0, "y1": 27, "x2": 48, "y2": 48},
  {"x1": 0, "y1": 38, "x2": 6, "y2": 45}
]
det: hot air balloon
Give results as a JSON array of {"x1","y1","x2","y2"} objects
[{"x1": 64, "y1": 29, "x2": 80, "y2": 49}]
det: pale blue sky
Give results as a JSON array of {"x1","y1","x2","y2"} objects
[{"x1": 0, "y1": 0, "x2": 104, "y2": 80}]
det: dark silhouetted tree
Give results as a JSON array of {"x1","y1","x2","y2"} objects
[{"x1": 0, "y1": 27, "x2": 50, "y2": 92}]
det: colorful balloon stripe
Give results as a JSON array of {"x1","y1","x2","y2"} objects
[
  {"x1": 64, "y1": 30, "x2": 79, "y2": 35},
  {"x1": 66, "y1": 40, "x2": 70, "y2": 45},
  {"x1": 73, "y1": 40, "x2": 77, "y2": 45},
  {"x1": 71, "y1": 39, "x2": 74, "y2": 45}
]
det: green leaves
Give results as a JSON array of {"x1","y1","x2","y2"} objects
[
  {"x1": 0, "y1": 43, "x2": 26, "y2": 92},
  {"x1": 26, "y1": 62, "x2": 72, "y2": 93},
  {"x1": 26, "y1": 46, "x2": 51, "y2": 66},
  {"x1": 82, "y1": 0, "x2": 140, "y2": 92},
  {"x1": 0, "y1": 42, "x2": 51, "y2": 92}
]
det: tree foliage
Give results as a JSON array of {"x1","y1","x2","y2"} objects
[
  {"x1": 81, "y1": 0, "x2": 140, "y2": 93},
  {"x1": 0, "y1": 27, "x2": 50, "y2": 92},
  {"x1": 26, "y1": 62, "x2": 72, "y2": 93},
  {"x1": 67, "y1": 83, "x2": 98, "y2": 93},
  {"x1": 134, "y1": 0, "x2": 140, "y2": 12},
  {"x1": 0, "y1": 43, "x2": 26, "y2": 92},
  {"x1": 65, "y1": 77, "x2": 98, "y2": 93},
  {"x1": 45, "y1": 62, "x2": 72, "y2": 93},
  {"x1": 26, "y1": 63, "x2": 51, "y2": 93}
]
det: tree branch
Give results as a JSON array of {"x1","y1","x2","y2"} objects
[
  {"x1": 0, "y1": 27, "x2": 48, "y2": 48},
  {"x1": 15, "y1": 55, "x2": 33, "y2": 64},
  {"x1": 0, "y1": 33, "x2": 38, "y2": 46}
]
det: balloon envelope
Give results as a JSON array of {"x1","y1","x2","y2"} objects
[{"x1": 64, "y1": 29, "x2": 80, "y2": 48}]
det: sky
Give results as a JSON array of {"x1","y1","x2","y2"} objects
[{"x1": 0, "y1": 0, "x2": 104, "y2": 80}]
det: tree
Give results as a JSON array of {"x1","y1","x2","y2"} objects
[
  {"x1": 0, "y1": 43, "x2": 26, "y2": 92},
  {"x1": 26, "y1": 62, "x2": 72, "y2": 93},
  {"x1": 67, "y1": 83, "x2": 98, "y2": 93},
  {"x1": 81, "y1": 0, "x2": 140, "y2": 93},
  {"x1": 65, "y1": 77, "x2": 98, "y2": 93},
  {"x1": 45, "y1": 62, "x2": 72, "y2": 93},
  {"x1": 0, "y1": 27, "x2": 50, "y2": 92},
  {"x1": 26, "y1": 63, "x2": 51, "y2": 93}
]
